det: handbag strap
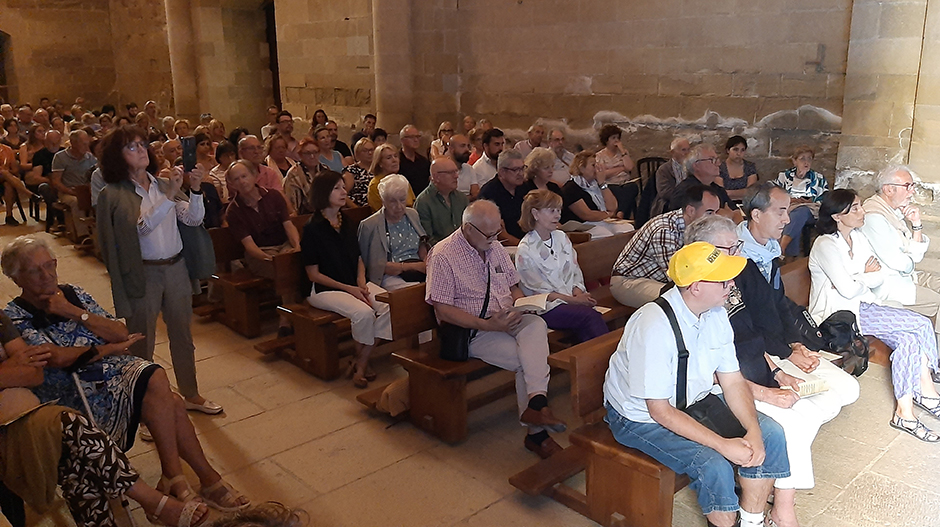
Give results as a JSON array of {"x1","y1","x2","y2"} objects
[{"x1": 653, "y1": 297, "x2": 690, "y2": 410}]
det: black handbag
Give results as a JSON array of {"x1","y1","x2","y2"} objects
[
  {"x1": 819, "y1": 310, "x2": 869, "y2": 376},
  {"x1": 439, "y1": 269, "x2": 490, "y2": 362},
  {"x1": 654, "y1": 297, "x2": 747, "y2": 439}
]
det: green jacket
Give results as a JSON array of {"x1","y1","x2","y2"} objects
[{"x1": 96, "y1": 179, "x2": 214, "y2": 317}]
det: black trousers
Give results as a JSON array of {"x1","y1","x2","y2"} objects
[{"x1": 0, "y1": 482, "x2": 25, "y2": 527}]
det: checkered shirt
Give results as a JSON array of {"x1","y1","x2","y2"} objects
[{"x1": 612, "y1": 209, "x2": 685, "y2": 281}]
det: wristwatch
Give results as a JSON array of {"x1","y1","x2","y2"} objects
[
  {"x1": 599, "y1": 183, "x2": 609, "y2": 190},
  {"x1": 80, "y1": 311, "x2": 90, "y2": 322}
]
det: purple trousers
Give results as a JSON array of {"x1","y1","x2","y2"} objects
[{"x1": 540, "y1": 303, "x2": 609, "y2": 343}]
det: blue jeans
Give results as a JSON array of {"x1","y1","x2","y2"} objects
[
  {"x1": 605, "y1": 401, "x2": 790, "y2": 514},
  {"x1": 781, "y1": 205, "x2": 815, "y2": 257}
]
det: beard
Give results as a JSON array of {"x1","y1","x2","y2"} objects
[{"x1": 453, "y1": 150, "x2": 471, "y2": 164}]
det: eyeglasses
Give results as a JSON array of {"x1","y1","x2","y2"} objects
[
  {"x1": 440, "y1": 129, "x2": 454, "y2": 133},
  {"x1": 713, "y1": 240, "x2": 744, "y2": 255},
  {"x1": 704, "y1": 279, "x2": 732, "y2": 289},
  {"x1": 401, "y1": 135, "x2": 421, "y2": 140},
  {"x1": 695, "y1": 157, "x2": 719, "y2": 165},
  {"x1": 468, "y1": 222, "x2": 500, "y2": 240},
  {"x1": 502, "y1": 166, "x2": 524, "y2": 174},
  {"x1": 300, "y1": 150, "x2": 319, "y2": 156},
  {"x1": 885, "y1": 182, "x2": 915, "y2": 191},
  {"x1": 124, "y1": 141, "x2": 147, "y2": 152},
  {"x1": 25, "y1": 259, "x2": 57, "y2": 279}
]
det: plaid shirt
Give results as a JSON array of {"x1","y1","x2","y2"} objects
[
  {"x1": 612, "y1": 209, "x2": 685, "y2": 281},
  {"x1": 426, "y1": 228, "x2": 518, "y2": 318}
]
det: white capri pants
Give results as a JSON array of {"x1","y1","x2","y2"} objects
[
  {"x1": 755, "y1": 358, "x2": 859, "y2": 489},
  {"x1": 307, "y1": 282, "x2": 392, "y2": 346}
]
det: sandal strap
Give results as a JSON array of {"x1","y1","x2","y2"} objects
[
  {"x1": 153, "y1": 494, "x2": 169, "y2": 519},
  {"x1": 178, "y1": 500, "x2": 203, "y2": 527},
  {"x1": 893, "y1": 416, "x2": 940, "y2": 442}
]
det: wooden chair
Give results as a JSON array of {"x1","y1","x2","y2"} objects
[
  {"x1": 634, "y1": 156, "x2": 667, "y2": 227},
  {"x1": 509, "y1": 328, "x2": 690, "y2": 527}
]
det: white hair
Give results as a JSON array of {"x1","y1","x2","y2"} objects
[
  {"x1": 684, "y1": 215, "x2": 737, "y2": 246},
  {"x1": 377, "y1": 174, "x2": 411, "y2": 202},
  {"x1": 670, "y1": 136, "x2": 690, "y2": 151},
  {"x1": 683, "y1": 143, "x2": 716, "y2": 176},
  {"x1": 875, "y1": 164, "x2": 913, "y2": 193},
  {"x1": 1, "y1": 235, "x2": 55, "y2": 279},
  {"x1": 461, "y1": 199, "x2": 498, "y2": 226}
]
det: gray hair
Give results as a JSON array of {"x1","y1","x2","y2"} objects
[
  {"x1": 742, "y1": 181, "x2": 789, "y2": 221},
  {"x1": 497, "y1": 148, "x2": 524, "y2": 170},
  {"x1": 462, "y1": 199, "x2": 498, "y2": 226},
  {"x1": 527, "y1": 123, "x2": 544, "y2": 133},
  {"x1": 377, "y1": 174, "x2": 410, "y2": 202},
  {"x1": 670, "y1": 136, "x2": 690, "y2": 151},
  {"x1": 1, "y1": 235, "x2": 55, "y2": 279},
  {"x1": 684, "y1": 215, "x2": 737, "y2": 245},
  {"x1": 875, "y1": 164, "x2": 912, "y2": 192},
  {"x1": 683, "y1": 143, "x2": 715, "y2": 176},
  {"x1": 68, "y1": 129, "x2": 87, "y2": 143},
  {"x1": 399, "y1": 124, "x2": 418, "y2": 137}
]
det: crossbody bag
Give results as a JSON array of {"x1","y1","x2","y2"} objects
[{"x1": 439, "y1": 268, "x2": 490, "y2": 362}]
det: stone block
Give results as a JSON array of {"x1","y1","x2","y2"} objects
[
  {"x1": 658, "y1": 74, "x2": 699, "y2": 97},
  {"x1": 620, "y1": 74, "x2": 659, "y2": 95},
  {"x1": 840, "y1": 101, "x2": 898, "y2": 136},
  {"x1": 591, "y1": 74, "x2": 624, "y2": 95},
  {"x1": 846, "y1": 0, "x2": 881, "y2": 41},
  {"x1": 879, "y1": 2, "x2": 927, "y2": 39},
  {"x1": 780, "y1": 74, "x2": 829, "y2": 98},
  {"x1": 846, "y1": 38, "x2": 924, "y2": 76},
  {"x1": 914, "y1": 75, "x2": 940, "y2": 106},
  {"x1": 640, "y1": 95, "x2": 683, "y2": 119}
]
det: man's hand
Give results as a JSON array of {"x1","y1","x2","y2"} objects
[
  {"x1": 97, "y1": 334, "x2": 145, "y2": 356},
  {"x1": 775, "y1": 371, "x2": 804, "y2": 391},
  {"x1": 788, "y1": 343, "x2": 820, "y2": 373},
  {"x1": 902, "y1": 204, "x2": 922, "y2": 227},
  {"x1": 488, "y1": 309, "x2": 522, "y2": 333},
  {"x1": 741, "y1": 430, "x2": 766, "y2": 467},
  {"x1": 718, "y1": 437, "x2": 755, "y2": 466},
  {"x1": 6, "y1": 344, "x2": 52, "y2": 369},
  {"x1": 764, "y1": 387, "x2": 800, "y2": 409}
]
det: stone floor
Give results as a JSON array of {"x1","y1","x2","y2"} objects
[{"x1": 5, "y1": 221, "x2": 937, "y2": 527}]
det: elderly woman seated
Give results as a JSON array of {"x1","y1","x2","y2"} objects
[
  {"x1": 519, "y1": 147, "x2": 563, "y2": 197},
  {"x1": 0, "y1": 348, "x2": 208, "y2": 527},
  {"x1": 0, "y1": 236, "x2": 250, "y2": 513},
  {"x1": 515, "y1": 189, "x2": 608, "y2": 343},
  {"x1": 775, "y1": 145, "x2": 828, "y2": 257},
  {"x1": 225, "y1": 160, "x2": 302, "y2": 337},
  {"x1": 358, "y1": 174, "x2": 429, "y2": 291},
  {"x1": 560, "y1": 150, "x2": 620, "y2": 224},
  {"x1": 368, "y1": 143, "x2": 415, "y2": 211},
  {"x1": 303, "y1": 171, "x2": 392, "y2": 389}
]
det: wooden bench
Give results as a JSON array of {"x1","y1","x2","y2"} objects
[
  {"x1": 780, "y1": 258, "x2": 891, "y2": 366},
  {"x1": 509, "y1": 327, "x2": 690, "y2": 527},
  {"x1": 574, "y1": 231, "x2": 636, "y2": 328}
]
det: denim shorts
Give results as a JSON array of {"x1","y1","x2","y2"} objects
[{"x1": 605, "y1": 401, "x2": 790, "y2": 514}]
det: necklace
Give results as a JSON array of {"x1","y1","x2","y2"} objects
[
  {"x1": 324, "y1": 210, "x2": 342, "y2": 231},
  {"x1": 542, "y1": 233, "x2": 554, "y2": 256}
]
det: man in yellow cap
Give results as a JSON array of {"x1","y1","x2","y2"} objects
[{"x1": 603, "y1": 242, "x2": 790, "y2": 527}]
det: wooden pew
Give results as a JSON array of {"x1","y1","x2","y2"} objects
[
  {"x1": 780, "y1": 257, "x2": 891, "y2": 366},
  {"x1": 509, "y1": 327, "x2": 690, "y2": 527},
  {"x1": 573, "y1": 231, "x2": 636, "y2": 328}
]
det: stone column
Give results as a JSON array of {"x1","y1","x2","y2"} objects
[
  {"x1": 910, "y1": 0, "x2": 940, "y2": 181},
  {"x1": 164, "y1": 0, "x2": 202, "y2": 119},
  {"x1": 372, "y1": 0, "x2": 414, "y2": 134},
  {"x1": 837, "y1": 0, "x2": 927, "y2": 174}
]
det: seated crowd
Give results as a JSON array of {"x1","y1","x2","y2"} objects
[{"x1": 1, "y1": 95, "x2": 939, "y2": 527}]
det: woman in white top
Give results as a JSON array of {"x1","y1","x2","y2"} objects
[
  {"x1": 515, "y1": 189, "x2": 608, "y2": 343},
  {"x1": 809, "y1": 188, "x2": 940, "y2": 442},
  {"x1": 429, "y1": 121, "x2": 454, "y2": 159}
]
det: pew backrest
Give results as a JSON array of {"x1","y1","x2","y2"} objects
[
  {"x1": 574, "y1": 231, "x2": 635, "y2": 284},
  {"x1": 780, "y1": 257, "x2": 810, "y2": 307}
]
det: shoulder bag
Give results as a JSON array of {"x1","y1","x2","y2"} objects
[{"x1": 439, "y1": 268, "x2": 490, "y2": 362}]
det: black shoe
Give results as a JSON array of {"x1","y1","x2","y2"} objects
[
  {"x1": 931, "y1": 370, "x2": 940, "y2": 384},
  {"x1": 5, "y1": 217, "x2": 19, "y2": 226}
]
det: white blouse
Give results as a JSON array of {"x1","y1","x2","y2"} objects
[
  {"x1": 808, "y1": 230, "x2": 888, "y2": 324},
  {"x1": 515, "y1": 230, "x2": 586, "y2": 312}
]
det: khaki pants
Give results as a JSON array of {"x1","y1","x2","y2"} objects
[
  {"x1": 244, "y1": 242, "x2": 299, "y2": 303},
  {"x1": 610, "y1": 275, "x2": 665, "y2": 308},
  {"x1": 59, "y1": 193, "x2": 89, "y2": 239}
]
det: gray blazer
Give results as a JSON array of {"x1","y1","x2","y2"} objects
[{"x1": 357, "y1": 207, "x2": 427, "y2": 285}]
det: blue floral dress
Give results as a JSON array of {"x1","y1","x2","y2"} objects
[{"x1": 4, "y1": 284, "x2": 159, "y2": 451}]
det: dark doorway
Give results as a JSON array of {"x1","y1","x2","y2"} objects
[
  {"x1": 263, "y1": 1, "x2": 281, "y2": 108},
  {"x1": 0, "y1": 31, "x2": 11, "y2": 103}
]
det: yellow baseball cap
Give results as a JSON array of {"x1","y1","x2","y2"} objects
[{"x1": 668, "y1": 241, "x2": 747, "y2": 287}]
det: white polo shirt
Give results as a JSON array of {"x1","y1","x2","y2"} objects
[
  {"x1": 604, "y1": 286, "x2": 739, "y2": 423},
  {"x1": 456, "y1": 163, "x2": 478, "y2": 197},
  {"x1": 473, "y1": 154, "x2": 498, "y2": 187}
]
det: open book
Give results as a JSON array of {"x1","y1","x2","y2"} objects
[{"x1": 513, "y1": 294, "x2": 612, "y2": 315}]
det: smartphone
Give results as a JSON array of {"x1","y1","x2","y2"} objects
[{"x1": 180, "y1": 135, "x2": 197, "y2": 172}]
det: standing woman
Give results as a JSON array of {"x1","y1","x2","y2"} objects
[
  {"x1": 96, "y1": 125, "x2": 222, "y2": 414},
  {"x1": 302, "y1": 171, "x2": 392, "y2": 388},
  {"x1": 718, "y1": 135, "x2": 759, "y2": 201},
  {"x1": 515, "y1": 189, "x2": 608, "y2": 343}
]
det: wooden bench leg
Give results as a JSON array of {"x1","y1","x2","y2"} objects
[
  {"x1": 585, "y1": 452, "x2": 676, "y2": 527},
  {"x1": 404, "y1": 365, "x2": 468, "y2": 444},
  {"x1": 293, "y1": 321, "x2": 341, "y2": 380},
  {"x1": 221, "y1": 285, "x2": 261, "y2": 338}
]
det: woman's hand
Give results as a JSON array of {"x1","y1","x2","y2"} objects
[
  {"x1": 386, "y1": 262, "x2": 402, "y2": 276},
  {"x1": 6, "y1": 344, "x2": 53, "y2": 369},
  {"x1": 188, "y1": 163, "x2": 206, "y2": 189},
  {"x1": 569, "y1": 289, "x2": 597, "y2": 306},
  {"x1": 347, "y1": 285, "x2": 372, "y2": 306},
  {"x1": 864, "y1": 256, "x2": 881, "y2": 273},
  {"x1": 163, "y1": 167, "x2": 184, "y2": 197},
  {"x1": 97, "y1": 334, "x2": 145, "y2": 357},
  {"x1": 41, "y1": 288, "x2": 81, "y2": 319}
]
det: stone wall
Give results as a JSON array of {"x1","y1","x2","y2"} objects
[
  {"x1": 275, "y1": 0, "x2": 375, "y2": 136},
  {"x1": 0, "y1": 0, "x2": 116, "y2": 106},
  {"x1": 108, "y1": 0, "x2": 173, "y2": 113}
]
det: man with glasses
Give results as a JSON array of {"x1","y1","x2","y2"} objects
[
  {"x1": 274, "y1": 110, "x2": 300, "y2": 160},
  {"x1": 860, "y1": 165, "x2": 940, "y2": 343},
  {"x1": 611, "y1": 184, "x2": 720, "y2": 308},
  {"x1": 398, "y1": 124, "x2": 431, "y2": 194},
  {"x1": 426, "y1": 199, "x2": 567, "y2": 459},
  {"x1": 547, "y1": 129, "x2": 574, "y2": 185},
  {"x1": 478, "y1": 149, "x2": 527, "y2": 244},
  {"x1": 605, "y1": 241, "x2": 789, "y2": 527},
  {"x1": 415, "y1": 157, "x2": 468, "y2": 245},
  {"x1": 236, "y1": 135, "x2": 283, "y2": 194},
  {"x1": 669, "y1": 144, "x2": 739, "y2": 219}
]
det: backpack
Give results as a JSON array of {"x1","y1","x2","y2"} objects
[{"x1": 819, "y1": 310, "x2": 869, "y2": 376}]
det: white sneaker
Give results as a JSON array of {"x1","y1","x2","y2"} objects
[{"x1": 184, "y1": 398, "x2": 224, "y2": 415}]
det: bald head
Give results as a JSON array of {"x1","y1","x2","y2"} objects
[
  {"x1": 44, "y1": 130, "x2": 61, "y2": 150},
  {"x1": 163, "y1": 139, "x2": 182, "y2": 164},
  {"x1": 430, "y1": 157, "x2": 459, "y2": 194},
  {"x1": 462, "y1": 199, "x2": 500, "y2": 229},
  {"x1": 449, "y1": 134, "x2": 470, "y2": 165}
]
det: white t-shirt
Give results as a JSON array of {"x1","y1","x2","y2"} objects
[
  {"x1": 456, "y1": 163, "x2": 477, "y2": 196},
  {"x1": 473, "y1": 154, "x2": 498, "y2": 187},
  {"x1": 604, "y1": 286, "x2": 739, "y2": 423}
]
